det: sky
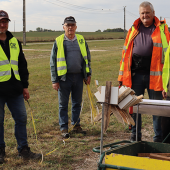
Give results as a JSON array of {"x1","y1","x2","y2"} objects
[{"x1": 1, "y1": 0, "x2": 170, "y2": 32}]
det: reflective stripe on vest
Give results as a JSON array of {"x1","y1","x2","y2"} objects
[
  {"x1": 0, "y1": 37, "x2": 20, "y2": 82},
  {"x1": 0, "y1": 70, "x2": 10, "y2": 76},
  {"x1": 150, "y1": 71, "x2": 162, "y2": 76},
  {"x1": 0, "y1": 60, "x2": 9, "y2": 66},
  {"x1": 153, "y1": 42, "x2": 162, "y2": 47},
  {"x1": 56, "y1": 34, "x2": 90, "y2": 76},
  {"x1": 119, "y1": 71, "x2": 123, "y2": 76}
]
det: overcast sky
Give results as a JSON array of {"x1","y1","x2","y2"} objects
[{"x1": 1, "y1": 0, "x2": 170, "y2": 32}]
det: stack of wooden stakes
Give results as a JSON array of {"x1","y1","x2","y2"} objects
[
  {"x1": 115, "y1": 86, "x2": 143, "y2": 126},
  {"x1": 94, "y1": 82, "x2": 143, "y2": 132}
]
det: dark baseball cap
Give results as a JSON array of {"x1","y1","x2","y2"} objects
[
  {"x1": 63, "y1": 16, "x2": 76, "y2": 25},
  {"x1": 0, "y1": 10, "x2": 10, "y2": 21}
]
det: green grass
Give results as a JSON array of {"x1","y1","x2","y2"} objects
[
  {"x1": 1, "y1": 39, "x2": 153, "y2": 169},
  {"x1": 12, "y1": 31, "x2": 125, "y2": 42}
]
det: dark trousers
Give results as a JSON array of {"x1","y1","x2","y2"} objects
[
  {"x1": 131, "y1": 72, "x2": 162, "y2": 142},
  {"x1": 161, "y1": 97, "x2": 170, "y2": 143}
]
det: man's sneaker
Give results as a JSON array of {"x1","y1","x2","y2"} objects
[
  {"x1": 130, "y1": 134, "x2": 141, "y2": 142},
  {"x1": 19, "y1": 146, "x2": 42, "y2": 160},
  {"x1": 61, "y1": 129, "x2": 70, "y2": 138},
  {"x1": 72, "y1": 125, "x2": 86, "y2": 134},
  {"x1": 0, "y1": 147, "x2": 5, "y2": 164}
]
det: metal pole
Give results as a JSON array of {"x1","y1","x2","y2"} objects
[
  {"x1": 100, "y1": 103, "x2": 105, "y2": 156},
  {"x1": 136, "y1": 104, "x2": 139, "y2": 142},
  {"x1": 14, "y1": 20, "x2": 15, "y2": 33},
  {"x1": 23, "y1": 0, "x2": 26, "y2": 45},
  {"x1": 124, "y1": 6, "x2": 126, "y2": 40}
]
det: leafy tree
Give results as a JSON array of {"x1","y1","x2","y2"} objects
[
  {"x1": 95, "y1": 29, "x2": 101, "y2": 32},
  {"x1": 36, "y1": 27, "x2": 54, "y2": 32},
  {"x1": 36, "y1": 27, "x2": 43, "y2": 32}
]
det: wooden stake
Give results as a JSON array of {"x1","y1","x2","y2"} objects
[{"x1": 103, "y1": 81, "x2": 112, "y2": 133}]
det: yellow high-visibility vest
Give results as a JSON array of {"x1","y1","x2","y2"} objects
[
  {"x1": 162, "y1": 42, "x2": 170, "y2": 92},
  {"x1": 160, "y1": 24, "x2": 170, "y2": 92},
  {"x1": 56, "y1": 34, "x2": 90, "y2": 76},
  {"x1": 0, "y1": 37, "x2": 20, "y2": 82}
]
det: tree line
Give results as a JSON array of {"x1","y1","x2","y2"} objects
[
  {"x1": 34, "y1": 27, "x2": 58, "y2": 32},
  {"x1": 34, "y1": 27, "x2": 170, "y2": 32},
  {"x1": 96, "y1": 28, "x2": 127, "y2": 32},
  {"x1": 96, "y1": 27, "x2": 170, "y2": 32}
]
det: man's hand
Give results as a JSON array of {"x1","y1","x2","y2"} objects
[
  {"x1": 52, "y1": 83, "x2": 60, "y2": 91},
  {"x1": 23, "y1": 88, "x2": 30, "y2": 101},
  {"x1": 119, "y1": 81, "x2": 122, "y2": 87},
  {"x1": 162, "y1": 89, "x2": 167, "y2": 98},
  {"x1": 84, "y1": 76, "x2": 91, "y2": 85}
]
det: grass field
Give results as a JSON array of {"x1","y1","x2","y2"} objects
[
  {"x1": 1, "y1": 39, "x2": 154, "y2": 169},
  {"x1": 11, "y1": 31, "x2": 125, "y2": 42}
]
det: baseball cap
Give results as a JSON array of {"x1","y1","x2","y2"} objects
[
  {"x1": 0, "y1": 10, "x2": 10, "y2": 21},
  {"x1": 63, "y1": 16, "x2": 76, "y2": 25}
]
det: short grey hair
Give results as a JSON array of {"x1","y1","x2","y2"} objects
[{"x1": 139, "y1": 1, "x2": 154, "y2": 12}]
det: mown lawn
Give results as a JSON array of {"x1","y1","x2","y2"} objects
[{"x1": 1, "y1": 39, "x2": 153, "y2": 169}]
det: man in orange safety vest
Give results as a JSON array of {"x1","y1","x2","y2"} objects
[{"x1": 118, "y1": 1, "x2": 170, "y2": 142}]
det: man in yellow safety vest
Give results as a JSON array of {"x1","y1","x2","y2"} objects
[
  {"x1": 0, "y1": 10, "x2": 41, "y2": 163},
  {"x1": 50, "y1": 16, "x2": 92, "y2": 138}
]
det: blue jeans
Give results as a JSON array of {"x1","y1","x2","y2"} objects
[
  {"x1": 131, "y1": 73, "x2": 162, "y2": 141},
  {"x1": 58, "y1": 73, "x2": 84, "y2": 131},
  {"x1": 0, "y1": 94, "x2": 28, "y2": 152}
]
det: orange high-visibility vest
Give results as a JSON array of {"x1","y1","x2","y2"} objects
[{"x1": 118, "y1": 16, "x2": 170, "y2": 91}]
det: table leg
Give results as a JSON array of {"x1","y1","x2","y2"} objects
[
  {"x1": 100, "y1": 104, "x2": 105, "y2": 155},
  {"x1": 136, "y1": 104, "x2": 139, "y2": 142}
]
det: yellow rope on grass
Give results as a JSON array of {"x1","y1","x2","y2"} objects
[
  {"x1": 86, "y1": 84, "x2": 98, "y2": 123},
  {"x1": 44, "y1": 99, "x2": 84, "y2": 156},
  {"x1": 26, "y1": 93, "x2": 85, "y2": 159},
  {"x1": 26, "y1": 100, "x2": 43, "y2": 163}
]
